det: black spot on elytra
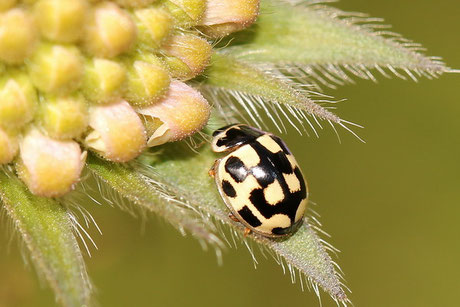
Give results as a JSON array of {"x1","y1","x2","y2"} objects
[
  {"x1": 222, "y1": 180, "x2": 236, "y2": 198},
  {"x1": 212, "y1": 124, "x2": 236, "y2": 137},
  {"x1": 224, "y1": 156, "x2": 248, "y2": 183},
  {"x1": 271, "y1": 135, "x2": 292, "y2": 155},
  {"x1": 238, "y1": 206, "x2": 262, "y2": 227},
  {"x1": 271, "y1": 151, "x2": 293, "y2": 174},
  {"x1": 214, "y1": 125, "x2": 264, "y2": 150}
]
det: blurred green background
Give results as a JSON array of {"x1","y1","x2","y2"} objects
[{"x1": 1, "y1": 0, "x2": 459, "y2": 306}]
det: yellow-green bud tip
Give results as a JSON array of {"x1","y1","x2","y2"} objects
[
  {"x1": 82, "y1": 58, "x2": 126, "y2": 104},
  {"x1": 165, "y1": 0, "x2": 206, "y2": 27},
  {"x1": 124, "y1": 54, "x2": 170, "y2": 106},
  {"x1": 84, "y1": 2, "x2": 136, "y2": 58},
  {"x1": 35, "y1": 0, "x2": 89, "y2": 43},
  {"x1": 162, "y1": 34, "x2": 212, "y2": 80},
  {"x1": 0, "y1": 8, "x2": 38, "y2": 64},
  {"x1": 134, "y1": 7, "x2": 173, "y2": 49},
  {"x1": 0, "y1": 71, "x2": 37, "y2": 129},
  {"x1": 38, "y1": 94, "x2": 89, "y2": 139},
  {"x1": 28, "y1": 43, "x2": 83, "y2": 94}
]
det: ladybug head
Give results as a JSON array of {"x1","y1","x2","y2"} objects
[{"x1": 211, "y1": 124, "x2": 264, "y2": 152}]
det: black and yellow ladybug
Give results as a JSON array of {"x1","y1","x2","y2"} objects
[{"x1": 209, "y1": 124, "x2": 308, "y2": 237}]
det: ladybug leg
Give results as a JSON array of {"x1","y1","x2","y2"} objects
[
  {"x1": 228, "y1": 213, "x2": 239, "y2": 222},
  {"x1": 244, "y1": 228, "x2": 252, "y2": 237},
  {"x1": 208, "y1": 159, "x2": 219, "y2": 178},
  {"x1": 228, "y1": 213, "x2": 251, "y2": 236}
]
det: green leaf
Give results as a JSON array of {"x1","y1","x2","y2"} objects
[
  {"x1": 201, "y1": 53, "x2": 361, "y2": 139},
  {"x1": 85, "y1": 153, "x2": 223, "y2": 248},
  {"x1": 224, "y1": 0, "x2": 448, "y2": 86},
  {"x1": 132, "y1": 143, "x2": 349, "y2": 303},
  {"x1": 0, "y1": 169, "x2": 91, "y2": 307}
]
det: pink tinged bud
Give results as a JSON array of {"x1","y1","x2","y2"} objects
[
  {"x1": 137, "y1": 80, "x2": 210, "y2": 147},
  {"x1": 84, "y1": 2, "x2": 137, "y2": 58},
  {"x1": 17, "y1": 128, "x2": 85, "y2": 197},
  {"x1": 0, "y1": 8, "x2": 38, "y2": 64},
  {"x1": 199, "y1": 0, "x2": 259, "y2": 38},
  {"x1": 0, "y1": 72, "x2": 38, "y2": 129},
  {"x1": 0, "y1": 128, "x2": 18, "y2": 164},
  {"x1": 162, "y1": 34, "x2": 212, "y2": 80},
  {"x1": 34, "y1": 0, "x2": 89, "y2": 43},
  {"x1": 85, "y1": 100, "x2": 146, "y2": 162}
]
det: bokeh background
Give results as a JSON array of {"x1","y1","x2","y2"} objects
[{"x1": 1, "y1": 0, "x2": 459, "y2": 306}]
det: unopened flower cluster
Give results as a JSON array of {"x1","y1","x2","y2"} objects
[{"x1": 0, "y1": 0, "x2": 259, "y2": 197}]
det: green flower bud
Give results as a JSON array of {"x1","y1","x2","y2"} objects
[
  {"x1": 85, "y1": 100, "x2": 146, "y2": 162},
  {"x1": 38, "y1": 94, "x2": 89, "y2": 139},
  {"x1": 133, "y1": 7, "x2": 172, "y2": 50},
  {"x1": 198, "y1": 0, "x2": 259, "y2": 38},
  {"x1": 162, "y1": 33, "x2": 212, "y2": 80},
  {"x1": 137, "y1": 80, "x2": 210, "y2": 147},
  {"x1": 163, "y1": 0, "x2": 205, "y2": 27},
  {"x1": 84, "y1": 2, "x2": 136, "y2": 58},
  {"x1": 17, "y1": 128, "x2": 85, "y2": 197},
  {"x1": 82, "y1": 58, "x2": 126, "y2": 104},
  {"x1": 0, "y1": 71, "x2": 37, "y2": 129},
  {"x1": 0, "y1": 8, "x2": 38, "y2": 64},
  {"x1": 0, "y1": 0, "x2": 16, "y2": 12},
  {"x1": 123, "y1": 54, "x2": 170, "y2": 106},
  {"x1": 28, "y1": 43, "x2": 83, "y2": 94},
  {"x1": 0, "y1": 127, "x2": 18, "y2": 165},
  {"x1": 34, "y1": 0, "x2": 89, "y2": 43}
]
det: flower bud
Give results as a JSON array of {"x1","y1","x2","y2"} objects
[
  {"x1": 84, "y1": 2, "x2": 136, "y2": 58},
  {"x1": 82, "y1": 58, "x2": 126, "y2": 104},
  {"x1": 198, "y1": 0, "x2": 259, "y2": 38},
  {"x1": 85, "y1": 100, "x2": 146, "y2": 162},
  {"x1": 113, "y1": 0, "x2": 156, "y2": 8},
  {"x1": 34, "y1": 0, "x2": 89, "y2": 43},
  {"x1": 163, "y1": 0, "x2": 206, "y2": 27},
  {"x1": 0, "y1": 71, "x2": 38, "y2": 129},
  {"x1": 17, "y1": 128, "x2": 85, "y2": 197},
  {"x1": 28, "y1": 43, "x2": 83, "y2": 94},
  {"x1": 0, "y1": 128, "x2": 18, "y2": 165},
  {"x1": 38, "y1": 94, "x2": 89, "y2": 139},
  {"x1": 137, "y1": 80, "x2": 210, "y2": 147},
  {"x1": 133, "y1": 7, "x2": 172, "y2": 49},
  {"x1": 124, "y1": 54, "x2": 170, "y2": 106},
  {"x1": 0, "y1": 8, "x2": 38, "y2": 64},
  {"x1": 162, "y1": 33, "x2": 212, "y2": 80},
  {"x1": 0, "y1": 0, "x2": 16, "y2": 12}
]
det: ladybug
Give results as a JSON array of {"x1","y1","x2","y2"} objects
[{"x1": 209, "y1": 124, "x2": 308, "y2": 237}]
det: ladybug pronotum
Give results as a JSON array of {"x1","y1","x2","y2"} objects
[{"x1": 209, "y1": 124, "x2": 308, "y2": 237}]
